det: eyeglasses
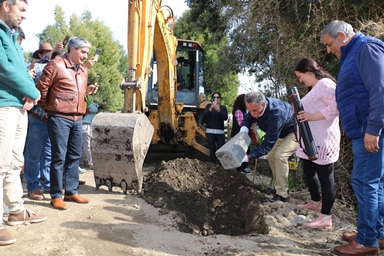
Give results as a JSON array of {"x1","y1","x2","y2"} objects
[{"x1": 213, "y1": 96, "x2": 220, "y2": 99}]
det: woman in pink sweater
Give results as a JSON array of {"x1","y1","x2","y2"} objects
[{"x1": 293, "y1": 58, "x2": 340, "y2": 229}]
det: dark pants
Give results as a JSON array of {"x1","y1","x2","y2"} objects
[
  {"x1": 48, "y1": 116, "x2": 82, "y2": 199},
  {"x1": 302, "y1": 159, "x2": 336, "y2": 215},
  {"x1": 206, "y1": 133, "x2": 225, "y2": 163}
]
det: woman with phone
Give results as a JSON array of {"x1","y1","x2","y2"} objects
[{"x1": 202, "y1": 92, "x2": 228, "y2": 163}]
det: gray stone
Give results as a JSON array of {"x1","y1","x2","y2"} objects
[{"x1": 216, "y1": 132, "x2": 250, "y2": 169}]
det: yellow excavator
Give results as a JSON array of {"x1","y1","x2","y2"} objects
[{"x1": 91, "y1": 0, "x2": 210, "y2": 193}]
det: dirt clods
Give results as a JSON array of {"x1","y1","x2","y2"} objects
[{"x1": 142, "y1": 158, "x2": 269, "y2": 236}]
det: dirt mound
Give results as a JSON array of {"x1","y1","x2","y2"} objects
[{"x1": 143, "y1": 158, "x2": 271, "y2": 236}]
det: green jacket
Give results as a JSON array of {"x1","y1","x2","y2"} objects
[{"x1": 0, "y1": 21, "x2": 39, "y2": 108}]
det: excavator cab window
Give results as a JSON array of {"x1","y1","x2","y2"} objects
[{"x1": 146, "y1": 39, "x2": 206, "y2": 111}]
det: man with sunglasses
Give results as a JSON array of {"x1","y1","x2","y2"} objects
[{"x1": 240, "y1": 91, "x2": 297, "y2": 202}]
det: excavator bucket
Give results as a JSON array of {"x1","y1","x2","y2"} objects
[{"x1": 91, "y1": 112, "x2": 154, "y2": 193}]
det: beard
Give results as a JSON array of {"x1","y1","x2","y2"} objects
[{"x1": 5, "y1": 14, "x2": 19, "y2": 30}]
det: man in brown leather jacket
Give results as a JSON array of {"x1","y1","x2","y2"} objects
[{"x1": 36, "y1": 36, "x2": 98, "y2": 210}]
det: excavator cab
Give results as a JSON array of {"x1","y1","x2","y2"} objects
[{"x1": 146, "y1": 39, "x2": 206, "y2": 111}]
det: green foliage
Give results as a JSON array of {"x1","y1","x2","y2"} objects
[
  {"x1": 183, "y1": 0, "x2": 384, "y2": 207},
  {"x1": 35, "y1": 5, "x2": 126, "y2": 112}
]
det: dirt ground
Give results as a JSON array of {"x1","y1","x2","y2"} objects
[{"x1": 2, "y1": 154, "x2": 358, "y2": 256}]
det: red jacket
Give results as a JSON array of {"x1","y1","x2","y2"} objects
[{"x1": 36, "y1": 54, "x2": 88, "y2": 115}]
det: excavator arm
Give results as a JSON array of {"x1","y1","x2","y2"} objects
[
  {"x1": 91, "y1": 0, "x2": 209, "y2": 194},
  {"x1": 124, "y1": 0, "x2": 178, "y2": 128}
]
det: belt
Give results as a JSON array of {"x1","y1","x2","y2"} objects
[
  {"x1": 29, "y1": 112, "x2": 48, "y2": 122},
  {"x1": 48, "y1": 112, "x2": 83, "y2": 121}
]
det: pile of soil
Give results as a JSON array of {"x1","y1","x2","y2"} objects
[
  {"x1": 142, "y1": 158, "x2": 269, "y2": 236},
  {"x1": 142, "y1": 157, "x2": 356, "y2": 243}
]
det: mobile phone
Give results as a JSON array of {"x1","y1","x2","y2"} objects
[
  {"x1": 62, "y1": 35, "x2": 70, "y2": 47},
  {"x1": 93, "y1": 48, "x2": 102, "y2": 62}
]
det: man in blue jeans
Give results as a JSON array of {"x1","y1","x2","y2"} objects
[
  {"x1": 36, "y1": 37, "x2": 98, "y2": 210},
  {"x1": 321, "y1": 20, "x2": 384, "y2": 255},
  {"x1": 24, "y1": 43, "x2": 56, "y2": 200}
]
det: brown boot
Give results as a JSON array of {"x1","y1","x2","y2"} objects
[
  {"x1": 333, "y1": 240, "x2": 380, "y2": 255},
  {"x1": 64, "y1": 194, "x2": 90, "y2": 203},
  {"x1": 28, "y1": 190, "x2": 44, "y2": 200},
  {"x1": 343, "y1": 232, "x2": 384, "y2": 249},
  {"x1": 50, "y1": 198, "x2": 67, "y2": 210}
]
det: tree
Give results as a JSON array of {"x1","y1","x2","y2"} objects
[
  {"x1": 184, "y1": 0, "x2": 384, "y2": 207},
  {"x1": 34, "y1": 5, "x2": 126, "y2": 112}
]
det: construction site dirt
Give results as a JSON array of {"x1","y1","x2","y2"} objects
[{"x1": 2, "y1": 152, "x2": 357, "y2": 256}]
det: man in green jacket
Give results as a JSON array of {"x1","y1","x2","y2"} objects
[{"x1": 0, "y1": 0, "x2": 47, "y2": 246}]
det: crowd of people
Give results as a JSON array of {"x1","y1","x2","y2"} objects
[
  {"x1": 0, "y1": 1, "x2": 382, "y2": 255},
  {"x1": 0, "y1": 0, "x2": 99, "y2": 246}
]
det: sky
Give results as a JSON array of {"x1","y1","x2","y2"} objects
[{"x1": 21, "y1": 0, "x2": 188, "y2": 53}]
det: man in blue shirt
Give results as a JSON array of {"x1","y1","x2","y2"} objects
[
  {"x1": 241, "y1": 91, "x2": 297, "y2": 202},
  {"x1": 321, "y1": 20, "x2": 384, "y2": 255}
]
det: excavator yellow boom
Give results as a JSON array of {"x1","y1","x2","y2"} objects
[{"x1": 91, "y1": 0, "x2": 210, "y2": 193}]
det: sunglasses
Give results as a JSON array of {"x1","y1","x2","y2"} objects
[{"x1": 213, "y1": 96, "x2": 220, "y2": 99}]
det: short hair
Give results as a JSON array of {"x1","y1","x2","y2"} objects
[
  {"x1": 244, "y1": 91, "x2": 266, "y2": 105},
  {"x1": 15, "y1": 26, "x2": 25, "y2": 39},
  {"x1": 67, "y1": 36, "x2": 91, "y2": 52},
  {"x1": 0, "y1": 0, "x2": 28, "y2": 6},
  {"x1": 320, "y1": 20, "x2": 354, "y2": 40}
]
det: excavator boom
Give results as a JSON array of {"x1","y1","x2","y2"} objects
[{"x1": 91, "y1": 0, "x2": 209, "y2": 193}]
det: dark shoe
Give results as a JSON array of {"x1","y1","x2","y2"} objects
[
  {"x1": 266, "y1": 194, "x2": 288, "y2": 203},
  {"x1": 0, "y1": 223, "x2": 16, "y2": 246},
  {"x1": 7, "y1": 209, "x2": 47, "y2": 226},
  {"x1": 263, "y1": 187, "x2": 276, "y2": 195},
  {"x1": 333, "y1": 240, "x2": 380, "y2": 255},
  {"x1": 79, "y1": 180, "x2": 86, "y2": 185},
  {"x1": 28, "y1": 190, "x2": 44, "y2": 200},
  {"x1": 50, "y1": 198, "x2": 67, "y2": 210},
  {"x1": 343, "y1": 232, "x2": 384, "y2": 250},
  {"x1": 240, "y1": 168, "x2": 251, "y2": 175},
  {"x1": 64, "y1": 194, "x2": 90, "y2": 204}
]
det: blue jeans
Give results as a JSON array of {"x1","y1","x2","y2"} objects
[
  {"x1": 48, "y1": 116, "x2": 82, "y2": 199},
  {"x1": 352, "y1": 136, "x2": 384, "y2": 247},
  {"x1": 24, "y1": 114, "x2": 51, "y2": 192}
]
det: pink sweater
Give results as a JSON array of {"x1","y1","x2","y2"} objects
[{"x1": 295, "y1": 78, "x2": 340, "y2": 165}]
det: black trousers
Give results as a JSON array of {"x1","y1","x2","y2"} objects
[
  {"x1": 206, "y1": 133, "x2": 225, "y2": 163},
  {"x1": 302, "y1": 159, "x2": 336, "y2": 215}
]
